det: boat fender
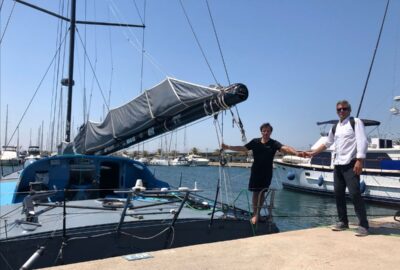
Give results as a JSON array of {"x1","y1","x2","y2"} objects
[
  {"x1": 318, "y1": 175, "x2": 324, "y2": 186},
  {"x1": 360, "y1": 180, "x2": 366, "y2": 193},
  {"x1": 287, "y1": 172, "x2": 295, "y2": 181}
]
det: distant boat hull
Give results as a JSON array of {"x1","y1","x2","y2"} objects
[
  {"x1": 274, "y1": 159, "x2": 400, "y2": 206},
  {"x1": 169, "y1": 157, "x2": 190, "y2": 166},
  {"x1": 149, "y1": 158, "x2": 170, "y2": 166},
  {"x1": 186, "y1": 155, "x2": 209, "y2": 166},
  {"x1": 190, "y1": 159, "x2": 209, "y2": 166},
  {"x1": 0, "y1": 159, "x2": 20, "y2": 166}
]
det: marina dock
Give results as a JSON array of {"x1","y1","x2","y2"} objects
[{"x1": 43, "y1": 217, "x2": 399, "y2": 270}]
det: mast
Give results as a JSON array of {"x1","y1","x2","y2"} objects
[
  {"x1": 64, "y1": 0, "x2": 77, "y2": 143},
  {"x1": 4, "y1": 104, "x2": 8, "y2": 146},
  {"x1": 15, "y1": 0, "x2": 145, "y2": 145}
]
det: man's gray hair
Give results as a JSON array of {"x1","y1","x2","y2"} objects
[{"x1": 336, "y1": 100, "x2": 352, "y2": 111}]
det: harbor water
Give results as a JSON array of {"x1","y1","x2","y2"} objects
[
  {"x1": 0, "y1": 165, "x2": 396, "y2": 232},
  {"x1": 147, "y1": 165, "x2": 397, "y2": 232}
]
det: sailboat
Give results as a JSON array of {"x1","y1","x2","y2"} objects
[
  {"x1": 0, "y1": 1, "x2": 278, "y2": 269},
  {"x1": 0, "y1": 105, "x2": 19, "y2": 166}
]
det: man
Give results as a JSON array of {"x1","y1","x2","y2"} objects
[
  {"x1": 222, "y1": 122, "x2": 300, "y2": 224},
  {"x1": 307, "y1": 100, "x2": 369, "y2": 236}
]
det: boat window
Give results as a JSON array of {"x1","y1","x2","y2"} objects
[
  {"x1": 310, "y1": 152, "x2": 331, "y2": 166},
  {"x1": 50, "y1": 159, "x2": 61, "y2": 166},
  {"x1": 99, "y1": 161, "x2": 120, "y2": 197},
  {"x1": 364, "y1": 152, "x2": 391, "y2": 169},
  {"x1": 69, "y1": 167, "x2": 96, "y2": 186},
  {"x1": 67, "y1": 161, "x2": 97, "y2": 200},
  {"x1": 35, "y1": 171, "x2": 49, "y2": 185},
  {"x1": 133, "y1": 163, "x2": 144, "y2": 170}
]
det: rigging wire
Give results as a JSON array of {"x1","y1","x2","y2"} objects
[
  {"x1": 356, "y1": 0, "x2": 390, "y2": 117},
  {"x1": 5, "y1": 31, "x2": 69, "y2": 147},
  {"x1": 0, "y1": 0, "x2": 16, "y2": 45},
  {"x1": 58, "y1": 0, "x2": 71, "y2": 146},
  {"x1": 75, "y1": 28, "x2": 110, "y2": 111},
  {"x1": 86, "y1": 0, "x2": 99, "y2": 122},
  {"x1": 132, "y1": 0, "x2": 147, "y2": 93},
  {"x1": 83, "y1": 0, "x2": 88, "y2": 122},
  {"x1": 108, "y1": 0, "x2": 169, "y2": 79},
  {"x1": 178, "y1": 0, "x2": 219, "y2": 85},
  {"x1": 205, "y1": 0, "x2": 230, "y2": 86},
  {"x1": 107, "y1": 6, "x2": 114, "y2": 111},
  {"x1": 0, "y1": 0, "x2": 2, "y2": 157},
  {"x1": 205, "y1": 1, "x2": 247, "y2": 144},
  {"x1": 49, "y1": 0, "x2": 68, "y2": 152}
]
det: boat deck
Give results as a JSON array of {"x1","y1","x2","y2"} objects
[{"x1": 42, "y1": 216, "x2": 400, "y2": 270}]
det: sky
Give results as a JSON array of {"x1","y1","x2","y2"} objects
[{"x1": 1, "y1": 0, "x2": 400, "y2": 154}]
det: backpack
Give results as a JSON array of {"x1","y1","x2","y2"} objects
[{"x1": 332, "y1": 117, "x2": 355, "y2": 135}]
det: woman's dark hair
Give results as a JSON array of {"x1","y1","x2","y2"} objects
[{"x1": 260, "y1": 123, "x2": 273, "y2": 132}]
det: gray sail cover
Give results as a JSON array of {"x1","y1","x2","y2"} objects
[{"x1": 72, "y1": 78, "x2": 223, "y2": 154}]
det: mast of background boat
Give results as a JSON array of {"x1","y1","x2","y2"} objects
[
  {"x1": 356, "y1": 0, "x2": 390, "y2": 117},
  {"x1": 4, "y1": 104, "x2": 8, "y2": 147}
]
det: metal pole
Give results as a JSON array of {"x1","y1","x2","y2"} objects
[{"x1": 65, "y1": 0, "x2": 77, "y2": 142}]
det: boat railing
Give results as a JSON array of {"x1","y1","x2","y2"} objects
[
  {"x1": 0, "y1": 163, "x2": 22, "y2": 177},
  {"x1": 232, "y1": 188, "x2": 276, "y2": 226},
  {"x1": 232, "y1": 189, "x2": 252, "y2": 215},
  {"x1": 256, "y1": 188, "x2": 276, "y2": 224}
]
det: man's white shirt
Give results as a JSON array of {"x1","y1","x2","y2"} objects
[{"x1": 324, "y1": 116, "x2": 368, "y2": 165}]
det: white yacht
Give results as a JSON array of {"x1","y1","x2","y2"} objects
[
  {"x1": 0, "y1": 146, "x2": 19, "y2": 166},
  {"x1": 274, "y1": 121, "x2": 400, "y2": 206},
  {"x1": 23, "y1": 146, "x2": 42, "y2": 167},
  {"x1": 170, "y1": 156, "x2": 190, "y2": 166},
  {"x1": 186, "y1": 154, "x2": 210, "y2": 166},
  {"x1": 135, "y1": 157, "x2": 149, "y2": 165},
  {"x1": 149, "y1": 157, "x2": 170, "y2": 166}
]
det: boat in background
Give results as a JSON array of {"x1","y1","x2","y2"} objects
[
  {"x1": 27, "y1": 145, "x2": 41, "y2": 158},
  {"x1": 23, "y1": 145, "x2": 42, "y2": 167},
  {"x1": 0, "y1": 145, "x2": 20, "y2": 166},
  {"x1": 275, "y1": 121, "x2": 400, "y2": 206},
  {"x1": 149, "y1": 156, "x2": 170, "y2": 166},
  {"x1": 186, "y1": 154, "x2": 210, "y2": 166},
  {"x1": 170, "y1": 156, "x2": 190, "y2": 166},
  {"x1": 134, "y1": 157, "x2": 149, "y2": 165}
]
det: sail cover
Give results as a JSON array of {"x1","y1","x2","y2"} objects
[{"x1": 66, "y1": 77, "x2": 248, "y2": 155}]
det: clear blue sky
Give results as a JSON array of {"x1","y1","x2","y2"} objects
[{"x1": 1, "y1": 0, "x2": 400, "y2": 153}]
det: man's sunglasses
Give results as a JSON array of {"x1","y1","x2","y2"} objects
[{"x1": 337, "y1": 107, "x2": 349, "y2": 112}]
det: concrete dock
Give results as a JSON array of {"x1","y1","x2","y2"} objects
[{"x1": 43, "y1": 217, "x2": 400, "y2": 270}]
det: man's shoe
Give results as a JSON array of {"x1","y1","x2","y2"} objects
[
  {"x1": 331, "y1": 222, "x2": 349, "y2": 231},
  {"x1": 355, "y1": 226, "x2": 368, "y2": 237}
]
